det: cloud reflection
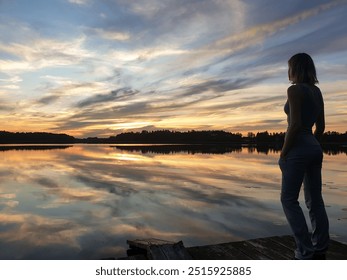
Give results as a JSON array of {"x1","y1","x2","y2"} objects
[{"x1": 0, "y1": 145, "x2": 345, "y2": 259}]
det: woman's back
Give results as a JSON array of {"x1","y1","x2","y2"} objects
[{"x1": 284, "y1": 83, "x2": 324, "y2": 146}]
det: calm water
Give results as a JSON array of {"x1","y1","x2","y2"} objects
[{"x1": 0, "y1": 144, "x2": 346, "y2": 259}]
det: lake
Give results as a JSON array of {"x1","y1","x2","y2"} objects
[{"x1": 0, "y1": 144, "x2": 346, "y2": 259}]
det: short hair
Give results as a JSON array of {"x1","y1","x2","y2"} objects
[{"x1": 288, "y1": 53, "x2": 319, "y2": 85}]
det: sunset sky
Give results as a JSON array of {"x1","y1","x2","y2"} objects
[{"x1": 0, "y1": 0, "x2": 346, "y2": 137}]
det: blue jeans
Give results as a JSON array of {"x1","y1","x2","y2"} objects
[{"x1": 279, "y1": 145, "x2": 329, "y2": 259}]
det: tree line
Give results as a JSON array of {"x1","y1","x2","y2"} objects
[
  {"x1": 108, "y1": 130, "x2": 347, "y2": 144},
  {"x1": 109, "y1": 130, "x2": 243, "y2": 144},
  {"x1": 0, "y1": 131, "x2": 75, "y2": 144},
  {"x1": 0, "y1": 130, "x2": 346, "y2": 144}
]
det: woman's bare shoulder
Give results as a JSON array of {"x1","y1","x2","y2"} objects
[{"x1": 287, "y1": 84, "x2": 305, "y2": 97}]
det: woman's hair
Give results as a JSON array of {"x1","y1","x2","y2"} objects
[{"x1": 288, "y1": 53, "x2": 319, "y2": 85}]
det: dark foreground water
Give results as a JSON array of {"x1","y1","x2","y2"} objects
[{"x1": 0, "y1": 144, "x2": 346, "y2": 259}]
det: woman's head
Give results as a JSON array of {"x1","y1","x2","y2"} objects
[{"x1": 288, "y1": 53, "x2": 318, "y2": 85}]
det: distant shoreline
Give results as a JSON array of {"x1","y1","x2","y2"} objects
[
  {"x1": 1, "y1": 130, "x2": 346, "y2": 145},
  {"x1": 0, "y1": 143, "x2": 346, "y2": 155}
]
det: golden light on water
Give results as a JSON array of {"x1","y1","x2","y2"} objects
[{"x1": 0, "y1": 145, "x2": 346, "y2": 259}]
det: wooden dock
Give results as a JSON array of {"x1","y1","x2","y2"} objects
[{"x1": 121, "y1": 235, "x2": 347, "y2": 260}]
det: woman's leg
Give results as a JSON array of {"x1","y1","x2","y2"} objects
[
  {"x1": 303, "y1": 151, "x2": 329, "y2": 254},
  {"x1": 279, "y1": 155, "x2": 315, "y2": 259}
]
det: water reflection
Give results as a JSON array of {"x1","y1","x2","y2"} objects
[
  {"x1": 0, "y1": 145, "x2": 72, "y2": 152},
  {"x1": 114, "y1": 144, "x2": 347, "y2": 155},
  {"x1": 113, "y1": 144, "x2": 242, "y2": 154},
  {"x1": 0, "y1": 145, "x2": 346, "y2": 259}
]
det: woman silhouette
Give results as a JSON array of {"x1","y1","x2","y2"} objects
[{"x1": 279, "y1": 53, "x2": 329, "y2": 260}]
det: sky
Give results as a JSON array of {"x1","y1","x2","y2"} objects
[{"x1": 0, "y1": 0, "x2": 346, "y2": 138}]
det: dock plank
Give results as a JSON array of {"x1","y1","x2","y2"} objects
[
  {"x1": 327, "y1": 239, "x2": 347, "y2": 260},
  {"x1": 121, "y1": 235, "x2": 347, "y2": 260},
  {"x1": 269, "y1": 235, "x2": 296, "y2": 250},
  {"x1": 127, "y1": 238, "x2": 175, "y2": 250},
  {"x1": 187, "y1": 243, "x2": 251, "y2": 260},
  {"x1": 149, "y1": 241, "x2": 192, "y2": 260},
  {"x1": 227, "y1": 240, "x2": 270, "y2": 260},
  {"x1": 126, "y1": 238, "x2": 192, "y2": 260},
  {"x1": 247, "y1": 237, "x2": 293, "y2": 259},
  {"x1": 218, "y1": 243, "x2": 253, "y2": 260}
]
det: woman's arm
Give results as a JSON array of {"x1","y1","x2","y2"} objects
[
  {"x1": 280, "y1": 85, "x2": 303, "y2": 159},
  {"x1": 314, "y1": 101, "x2": 325, "y2": 141}
]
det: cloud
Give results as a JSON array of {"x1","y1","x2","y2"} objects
[
  {"x1": 0, "y1": 75, "x2": 22, "y2": 83},
  {"x1": 0, "y1": 36, "x2": 94, "y2": 74},
  {"x1": 36, "y1": 82, "x2": 105, "y2": 105},
  {"x1": 36, "y1": 95, "x2": 61, "y2": 105},
  {"x1": 52, "y1": 75, "x2": 286, "y2": 136},
  {"x1": 174, "y1": 0, "x2": 346, "y2": 73},
  {"x1": 0, "y1": 100, "x2": 12, "y2": 112},
  {"x1": 179, "y1": 76, "x2": 273, "y2": 98},
  {"x1": 85, "y1": 1, "x2": 343, "y2": 99},
  {"x1": 204, "y1": 96, "x2": 284, "y2": 115},
  {"x1": 74, "y1": 77, "x2": 262, "y2": 113},
  {"x1": 77, "y1": 87, "x2": 139, "y2": 108},
  {"x1": 97, "y1": 0, "x2": 247, "y2": 51},
  {"x1": 87, "y1": 28, "x2": 130, "y2": 41},
  {"x1": 68, "y1": 0, "x2": 90, "y2": 5}
]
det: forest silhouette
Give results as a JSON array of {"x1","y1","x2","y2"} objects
[{"x1": 0, "y1": 129, "x2": 346, "y2": 145}]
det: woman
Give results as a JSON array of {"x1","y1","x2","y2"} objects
[{"x1": 279, "y1": 53, "x2": 329, "y2": 260}]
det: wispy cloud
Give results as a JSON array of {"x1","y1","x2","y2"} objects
[
  {"x1": 87, "y1": 28, "x2": 130, "y2": 41},
  {"x1": 67, "y1": 0, "x2": 90, "y2": 6},
  {"x1": 77, "y1": 87, "x2": 139, "y2": 107},
  {"x1": 0, "y1": 104, "x2": 12, "y2": 112},
  {"x1": 0, "y1": 36, "x2": 93, "y2": 75},
  {"x1": 35, "y1": 82, "x2": 105, "y2": 105}
]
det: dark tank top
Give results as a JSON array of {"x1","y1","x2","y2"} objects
[{"x1": 284, "y1": 84, "x2": 324, "y2": 147}]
